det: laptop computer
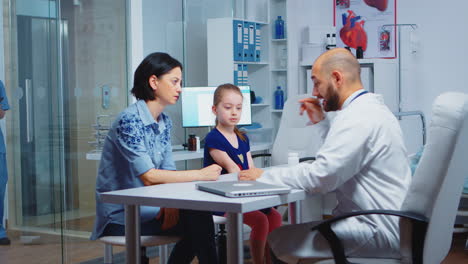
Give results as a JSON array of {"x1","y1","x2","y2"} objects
[{"x1": 196, "y1": 181, "x2": 291, "y2": 198}]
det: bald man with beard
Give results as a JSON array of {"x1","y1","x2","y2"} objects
[{"x1": 239, "y1": 48, "x2": 411, "y2": 263}]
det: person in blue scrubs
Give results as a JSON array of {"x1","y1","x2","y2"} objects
[
  {"x1": 90, "y1": 52, "x2": 222, "y2": 264},
  {"x1": 0, "y1": 80, "x2": 10, "y2": 246}
]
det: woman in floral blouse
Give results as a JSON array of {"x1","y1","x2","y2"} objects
[{"x1": 91, "y1": 52, "x2": 222, "y2": 264}]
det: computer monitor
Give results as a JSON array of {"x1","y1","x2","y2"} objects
[{"x1": 181, "y1": 86, "x2": 252, "y2": 127}]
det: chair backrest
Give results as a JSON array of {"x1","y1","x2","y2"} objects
[
  {"x1": 271, "y1": 94, "x2": 333, "y2": 165},
  {"x1": 400, "y1": 92, "x2": 468, "y2": 264}
]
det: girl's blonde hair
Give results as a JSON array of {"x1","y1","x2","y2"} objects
[{"x1": 213, "y1": 83, "x2": 246, "y2": 141}]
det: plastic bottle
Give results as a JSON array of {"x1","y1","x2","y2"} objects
[
  {"x1": 274, "y1": 86, "x2": 284, "y2": 109},
  {"x1": 288, "y1": 152, "x2": 299, "y2": 165},
  {"x1": 275, "y1": 16, "x2": 285, "y2": 39},
  {"x1": 195, "y1": 136, "x2": 200, "y2": 152}
]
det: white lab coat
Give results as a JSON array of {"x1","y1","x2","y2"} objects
[{"x1": 258, "y1": 91, "x2": 411, "y2": 263}]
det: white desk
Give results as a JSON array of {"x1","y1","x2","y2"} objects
[
  {"x1": 86, "y1": 142, "x2": 272, "y2": 161},
  {"x1": 100, "y1": 172, "x2": 305, "y2": 264}
]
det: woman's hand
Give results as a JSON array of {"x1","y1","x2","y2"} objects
[
  {"x1": 199, "y1": 164, "x2": 222, "y2": 181},
  {"x1": 156, "y1": 208, "x2": 180, "y2": 230},
  {"x1": 238, "y1": 168, "x2": 264, "y2": 181}
]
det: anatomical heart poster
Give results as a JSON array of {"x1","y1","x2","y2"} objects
[{"x1": 334, "y1": 0, "x2": 396, "y2": 58}]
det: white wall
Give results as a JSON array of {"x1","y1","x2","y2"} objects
[
  {"x1": 287, "y1": 0, "x2": 333, "y2": 97},
  {"x1": 396, "y1": 1, "x2": 468, "y2": 153},
  {"x1": 142, "y1": 0, "x2": 183, "y2": 61},
  {"x1": 183, "y1": 0, "x2": 232, "y2": 86},
  {"x1": 398, "y1": 0, "x2": 468, "y2": 120}
]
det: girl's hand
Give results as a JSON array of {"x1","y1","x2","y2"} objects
[
  {"x1": 156, "y1": 208, "x2": 180, "y2": 230},
  {"x1": 199, "y1": 164, "x2": 222, "y2": 181},
  {"x1": 238, "y1": 168, "x2": 264, "y2": 181}
]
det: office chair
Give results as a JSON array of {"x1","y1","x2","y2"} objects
[
  {"x1": 295, "y1": 92, "x2": 468, "y2": 264},
  {"x1": 252, "y1": 94, "x2": 337, "y2": 222}
]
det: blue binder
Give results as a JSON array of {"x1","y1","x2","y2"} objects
[
  {"x1": 243, "y1": 21, "x2": 250, "y2": 61},
  {"x1": 248, "y1": 22, "x2": 255, "y2": 62},
  {"x1": 234, "y1": 63, "x2": 243, "y2": 85},
  {"x1": 255, "y1": 23, "x2": 262, "y2": 62},
  {"x1": 243, "y1": 64, "x2": 249, "y2": 85},
  {"x1": 233, "y1": 20, "x2": 243, "y2": 61},
  {"x1": 233, "y1": 63, "x2": 238, "y2": 85}
]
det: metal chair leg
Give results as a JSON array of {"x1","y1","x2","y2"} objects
[
  {"x1": 159, "y1": 244, "x2": 169, "y2": 263},
  {"x1": 216, "y1": 224, "x2": 227, "y2": 264},
  {"x1": 104, "y1": 244, "x2": 113, "y2": 264}
]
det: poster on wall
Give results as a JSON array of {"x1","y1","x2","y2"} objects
[{"x1": 334, "y1": 0, "x2": 396, "y2": 59}]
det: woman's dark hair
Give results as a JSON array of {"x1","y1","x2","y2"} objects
[{"x1": 131, "y1": 52, "x2": 183, "y2": 100}]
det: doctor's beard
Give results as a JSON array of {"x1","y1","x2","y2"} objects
[{"x1": 323, "y1": 83, "x2": 340, "y2": 112}]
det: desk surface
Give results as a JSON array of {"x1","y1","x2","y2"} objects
[
  {"x1": 86, "y1": 142, "x2": 271, "y2": 161},
  {"x1": 100, "y1": 172, "x2": 305, "y2": 213}
]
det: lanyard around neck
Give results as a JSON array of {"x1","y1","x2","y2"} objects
[{"x1": 350, "y1": 90, "x2": 369, "y2": 104}]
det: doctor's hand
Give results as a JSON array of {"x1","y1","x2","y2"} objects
[
  {"x1": 199, "y1": 164, "x2": 222, "y2": 181},
  {"x1": 299, "y1": 97, "x2": 324, "y2": 124},
  {"x1": 156, "y1": 208, "x2": 179, "y2": 230},
  {"x1": 238, "y1": 168, "x2": 264, "y2": 181}
]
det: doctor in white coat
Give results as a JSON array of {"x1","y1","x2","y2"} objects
[{"x1": 239, "y1": 48, "x2": 411, "y2": 263}]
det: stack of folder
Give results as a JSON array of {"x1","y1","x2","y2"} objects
[{"x1": 232, "y1": 20, "x2": 262, "y2": 85}]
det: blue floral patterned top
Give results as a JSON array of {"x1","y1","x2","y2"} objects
[{"x1": 91, "y1": 100, "x2": 175, "y2": 240}]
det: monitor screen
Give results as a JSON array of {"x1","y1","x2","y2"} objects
[{"x1": 181, "y1": 86, "x2": 252, "y2": 127}]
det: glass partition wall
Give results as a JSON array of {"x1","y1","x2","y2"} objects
[
  {"x1": 2, "y1": 0, "x2": 244, "y2": 262},
  {"x1": 4, "y1": 0, "x2": 128, "y2": 262}
]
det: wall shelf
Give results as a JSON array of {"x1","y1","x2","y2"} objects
[
  {"x1": 252, "y1": 103, "x2": 269, "y2": 107},
  {"x1": 234, "y1": 61, "x2": 269, "y2": 65},
  {"x1": 233, "y1": 18, "x2": 268, "y2": 25},
  {"x1": 272, "y1": 38, "x2": 287, "y2": 42},
  {"x1": 271, "y1": 68, "x2": 287, "y2": 72}
]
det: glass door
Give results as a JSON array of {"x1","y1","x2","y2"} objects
[
  {"x1": 6, "y1": 0, "x2": 65, "y2": 262},
  {"x1": 16, "y1": 15, "x2": 69, "y2": 228},
  {"x1": 7, "y1": 0, "x2": 128, "y2": 262}
]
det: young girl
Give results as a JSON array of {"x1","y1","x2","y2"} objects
[{"x1": 203, "y1": 83, "x2": 282, "y2": 264}]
